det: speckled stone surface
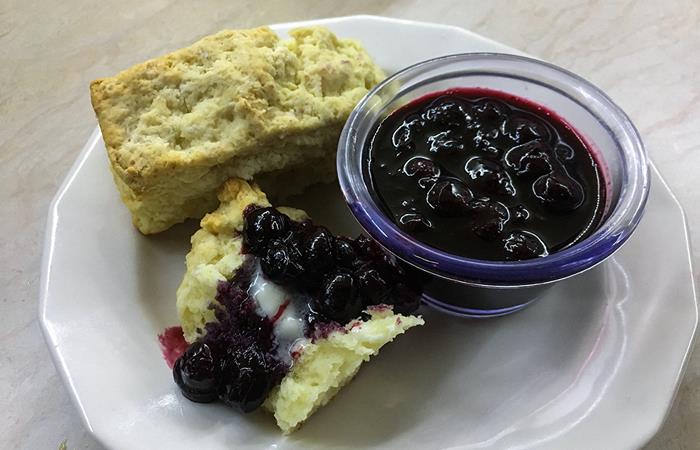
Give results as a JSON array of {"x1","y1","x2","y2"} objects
[{"x1": 1, "y1": 1, "x2": 697, "y2": 448}]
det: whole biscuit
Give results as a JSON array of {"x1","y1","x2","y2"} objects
[{"x1": 90, "y1": 26, "x2": 384, "y2": 233}]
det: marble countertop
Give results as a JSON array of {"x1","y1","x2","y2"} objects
[{"x1": 2, "y1": 1, "x2": 698, "y2": 448}]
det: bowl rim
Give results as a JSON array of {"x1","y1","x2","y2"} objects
[{"x1": 337, "y1": 52, "x2": 650, "y2": 286}]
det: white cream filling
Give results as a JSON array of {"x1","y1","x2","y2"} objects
[{"x1": 247, "y1": 262, "x2": 307, "y2": 364}]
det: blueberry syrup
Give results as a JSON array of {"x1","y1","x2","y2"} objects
[
  {"x1": 367, "y1": 88, "x2": 607, "y2": 261},
  {"x1": 171, "y1": 206, "x2": 424, "y2": 413},
  {"x1": 158, "y1": 326, "x2": 188, "y2": 369}
]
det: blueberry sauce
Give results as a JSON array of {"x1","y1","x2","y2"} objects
[
  {"x1": 173, "y1": 259, "x2": 288, "y2": 410},
  {"x1": 367, "y1": 88, "x2": 607, "y2": 261},
  {"x1": 158, "y1": 326, "x2": 188, "y2": 369},
  {"x1": 172, "y1": 206, "x2": 423, "y2": 413}
]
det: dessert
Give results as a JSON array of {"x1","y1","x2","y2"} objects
[
  {"x1": 90, "y1": 26, "x2": 384, "y2": 234},
  {"x1": 175, "y1": 179, "x2": 424, "y2": 432},
  {"x1": 367, "y1": 88, "x2": 606, "y2": 261}
]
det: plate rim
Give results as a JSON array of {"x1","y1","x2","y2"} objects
[
  {"x1": 40, "y1": 127, "x2": 103, "y2": 438},
  {"x1": 38, "y1": 15, "x2": 699, "y2": 449},
  {"x1": 632, "y1": 163, "x2": 698, "y2": 448}
]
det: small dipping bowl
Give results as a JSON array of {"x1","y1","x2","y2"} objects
[{"x1": 337, "y1": 53, "x2": 650, "y2": 317}]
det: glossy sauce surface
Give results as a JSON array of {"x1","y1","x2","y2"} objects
[{"x1": 367, "y1": 88, "x2": 606, "y2": 261}]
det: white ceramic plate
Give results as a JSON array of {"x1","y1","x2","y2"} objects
[{"x1": 40, "y1": 16, "x2": 697, "y2": 450}]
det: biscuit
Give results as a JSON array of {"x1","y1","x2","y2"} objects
[
  {"x1": 176, "y1": 179, "x2": 423, "y2": 432},
  {"x1": 90, "y1": 27, "x2": 384, "y2": 233}
]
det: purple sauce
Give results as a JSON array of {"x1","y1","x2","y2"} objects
[
  {"x1": 158, "y1": 326, "x2": 187, "y2": 369},
  {"x1": 367, "y1": 88, "x2": 607, "y2": 261}
]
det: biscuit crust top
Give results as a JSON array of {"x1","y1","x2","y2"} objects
[{"x1": 90, "y1": 26, "x2": 384, "y2": 187}]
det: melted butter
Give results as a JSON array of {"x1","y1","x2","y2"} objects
[{"x1": 247, "y1": 262, "x2": 307, "y2": 364}]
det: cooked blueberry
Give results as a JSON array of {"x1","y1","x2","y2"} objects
[
  {"x1": 504, "y1": 140, "x2": 554, "y2": 178},
  {"x1": 468, "y1": 200, "x2": 509, "y2": 241},
  {"x1": 302, "y1": 310, "x2": 322, "y2": 335},
  {"x1": 504, "y1": 115, "x2": 549, "y2": 143},
  {"x1": 302, "y1": 226, "x2": 334, "y2": 274},
  {"x1": 468, "y1": 199, "x2": 510, "y2": 218},
  {"x1": 391, "y1": 121, "x2": 412, "y2": 148},
  {"x1": 555, "y1": 143, "x2": 575, "y2": 161},
  {"x1": 375, "y1": 251, "x2": 405, "y2": 281},
  {"x1": 472, "y1": 129, "x2": 498, "y2": 153},
  {"x1": 504, "y1": 230, "x2": 549, "y2": 260},
  {"x1": 391, "y1": 116, "x2": 421, "y2": 149},
  {"x1": 356, "y1": 267, "x2": 391, "y2": 306},
  {"x1": 173, "y1": 342, "x2": 220, "y2": 403},
  {"x1": 243, "y1": 207, "x2": 289, "y2": 254},
  {"x1": 472, "y1": 220, "x2": 504, "y2": 241},
  {"x1": 519, "y1": 152, "x2": 553, "y2": 178},
  {"x1": 511, "y1": 204, "x2": 531, "y2": 223},
  {"x1": 418, "y1": 176, "x2": 437, "y2": 189},
  {"x1": 354, "y1": 235, "x2": 383, "y2": 259},
  {"x1": 473, "y1": 100, "x2": 507, "y2": 128},
  {"x1": 260, "y1": 239, "x2": 304, "y2": 283},
  {"x1": 477, "y1": 144, "x2": 502, "y2": 157},
  {"x1": 399, "y1": 213, "x2": 432, "y2": 231},
  {"x1": 533, "y1": 174, "x2": 585, "y2": 212},
  {"x1": 260, "y1": 240, "x2": 289, "y2": 279},
  {"x1": 482, "y1": 128, "x2": 500, "y2": 139},
  {"x1": 426, "y1": 179, "x2": 473, "y2": 216},
  {"x1": 421, "y1": 99, "x2": 470, "y2": 126},
  {"x1": 218, "y1": 348, "x2": 275, "y2": 413},
  {"x1": 314, "y1": 271, "x2": 362, "y2": 323},
  {"x1": 427, "y1": 130, "x2": 465, "y2": 153},
  {"x1": 403, "y1": 156, "x2": 440, "y2": 178},
  {"x1": 464, "y1": 157, "x2": 515, "y2": 196},
  {"x1": 334, "y1": 237, "x2": 358, "y2": 268}
]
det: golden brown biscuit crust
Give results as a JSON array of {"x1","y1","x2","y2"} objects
[{"x1": 91, "y1": 26, "x2": 384, "y2": 233}]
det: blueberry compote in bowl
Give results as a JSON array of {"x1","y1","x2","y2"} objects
[{"x1": 338, "y1": 53, "x2": 650, "y2": 317}]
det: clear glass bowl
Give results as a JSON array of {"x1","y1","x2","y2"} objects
[{"x1": 337, "y1": 53, "x2": 650, "y2": 317}]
